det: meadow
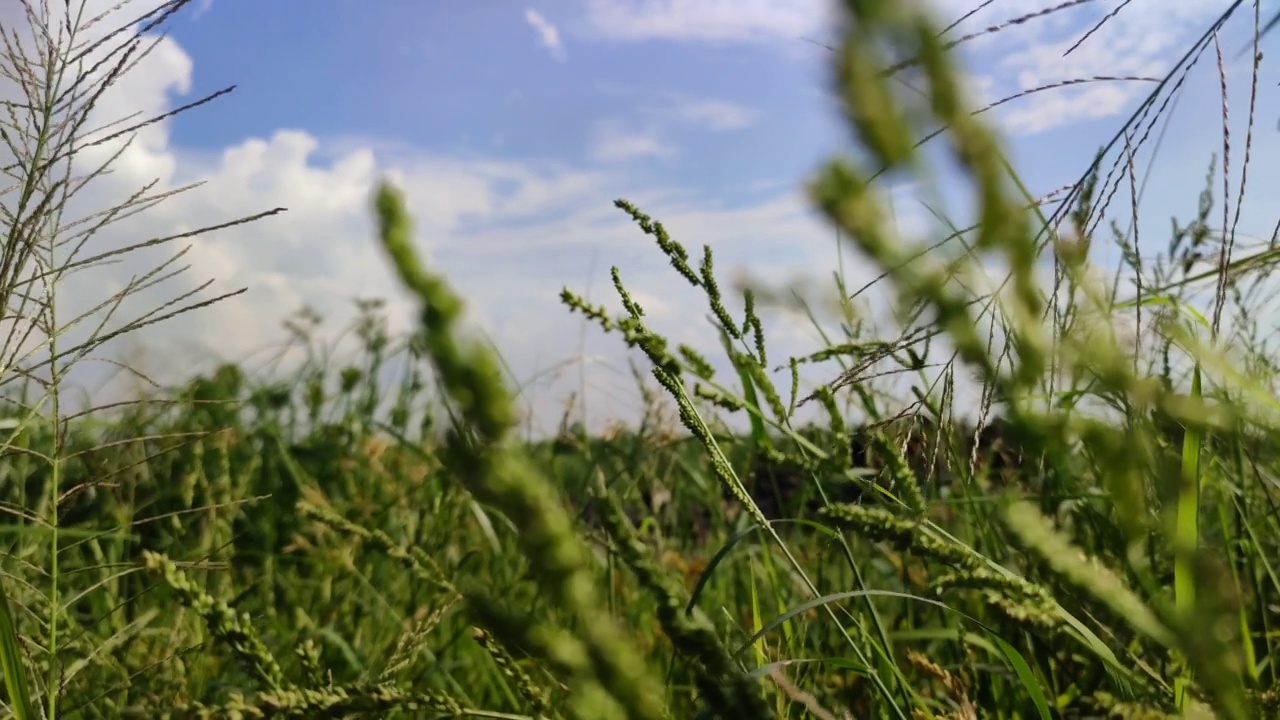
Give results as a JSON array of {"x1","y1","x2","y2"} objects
[{"x1": 0, "y1": 0, "x2": 1277, "y2": 718}]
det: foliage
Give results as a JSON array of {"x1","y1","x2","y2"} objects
[{"x1": 0, "y1": 0, "x2": 1277, "y2": 718}]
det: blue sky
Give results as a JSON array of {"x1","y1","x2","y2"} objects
[
  {"x1": 10, "y1": 0, "x2": 1280, "y2": 434},
  {"x1": 167, "y1": 1, "x2": 847, "y2": 211}
]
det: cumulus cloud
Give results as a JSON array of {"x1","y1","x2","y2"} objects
[
  {"x1": 0, "y1": 0, "x2": 917, "y2": 435},
  {"x1": 524, "y1": 8, "x2": 567, "y2": 62}
]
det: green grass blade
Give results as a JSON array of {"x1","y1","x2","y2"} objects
[
  {"x1": 990, "y1": 636, "x2": 1053, "y2": 720},
  {"x1": 1174, "y1": 362, "x2": 1204, "y2": 709},
  {"x1": 0, "y1": 575, "x2": 35, "y2": 720}
]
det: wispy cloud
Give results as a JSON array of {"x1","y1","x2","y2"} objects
[
  {"x1": 668, "y1": 97, "x2": 756, "y2": 130},
  {"x1": 594, "y1": 84, "x2": 759, "y2": 132},
  {"x1": 582, "y1": 0, "x2": 834, "y2": 44},
  {"x1": 524, "y1": 8, "x2": 567, "y2": 62},
  {"x1": 191, "y1": 0, "x2": 213, "y2": 20},
  {"x1": 947, "y1": 0, "x2": 1232, "y2": 136},
  {"x1": 588, "y1": 119, "x2": 674, "y2": 163}
]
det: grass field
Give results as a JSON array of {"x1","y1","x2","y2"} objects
[{"x1": 0, "y1": 0, "x2": 1277, "y2": 718}]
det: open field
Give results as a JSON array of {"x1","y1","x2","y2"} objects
[{"x1": 0, "y1": 0, "x2": 1277, "y2": 718}]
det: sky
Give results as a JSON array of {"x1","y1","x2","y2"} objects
[{"x1": 2, "y1": 0, "x2": 1278, "y2": 435}]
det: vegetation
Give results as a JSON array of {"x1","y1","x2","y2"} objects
[{"x1": 0, "y1": 0, "x2": 1276, "y2": 717}]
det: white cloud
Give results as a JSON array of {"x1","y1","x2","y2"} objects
[
  {"x1": 668, "y1": 98, "x2": 756, "y2": 130},
  {"x1": 578, "y1": 0, "x2": 1242, "y2": 140},
  {"x1": 593, "y1": 84, "x2": 759, "y2": 133},
  {"x1": 943, "y1": 0, "x2": 1237, "y2": 136},
  {"x1": 524, "y1": 8, "x2": 567, "y2": 62},
  {"x1": 587, "y1": 119, "x2": 675, "y2": 162},
  {"x1": 582, "y1": 0, "x2": 835, "y2": 45},
  {"x1": 192, "y1": 0, "x2": 214, "y2": 20}
]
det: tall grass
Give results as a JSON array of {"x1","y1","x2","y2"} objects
[
  {"x1": 0, "y1": 1, "x2": 279, "y2": 718},
  {"x1": 0, "y1": 0, "x2": 1275, "y2": 718}
]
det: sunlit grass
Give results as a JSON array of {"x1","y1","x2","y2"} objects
[{"x1": 0, "y1": 0, "x2": 1276, "y2": 718}]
